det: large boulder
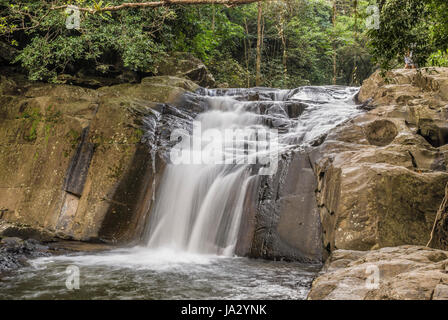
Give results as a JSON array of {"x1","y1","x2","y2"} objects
[
  {"x1": 312, "y1": 68, "x2": 448, "y2": 256},
  {"x1": 0, "y1": 72, "x2": 197, "y2": 243},
  {"x1": 308, "y1": 245, "x2": 448, "y2": 300}
]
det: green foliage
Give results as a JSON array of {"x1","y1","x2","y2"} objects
[
  {"x1": 263, "y1": 0, "x2": 334, "y2": 87},
  {"x1": 367, "y1": 0, "x2": 448, "y2": 70},
  {"x1": 167, "y1": 5, "x2": 245, "y2": 64},
  {"x1": 333, "y1": 0, "x2": 373, "y2": 85},
  {"x1": 66, "y1": 129, "x2": 81, "y2": 149},
  {"x1": 3, "y1": 1, "x2": 173, "y2": 81},
  {"x1": 367, "y1": 0, "x2": 431, "y2": 69},
  {"x1": 18, "y1": 105, "x2": 63, "y2": 142},
  {"x1": 427, "y1": 49, "x2": 448, "y2": 67},
  {"x1": 207, "y1": 54, "x2": 250, "y2": 87},
  {"x1": 1, "y1": 0, "x2": 377, "y2": 87},
  {"x1": 427, "y1": 0, "x2": 448, "y2": 51}
]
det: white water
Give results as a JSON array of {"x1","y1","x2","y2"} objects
[
  {"x1": 0, "y1": 86, "x2": 360, "y2": 300},
  {"x1": 2, "y1": 247, "x2": 320, "y2": 299},
  {"x1": 145, "y1": 86, "x2": 360, "y2": 256},
  {"x1": 146, "y1": 96, "x2": 272, "y2": 255}
]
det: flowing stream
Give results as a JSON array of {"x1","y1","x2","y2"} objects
[
  {"x1": 0, "y1": 85, "x2": 360, "y2": 300},
  {"x1": 144, "y1": 86, "x2": 360, "y2": 256}
]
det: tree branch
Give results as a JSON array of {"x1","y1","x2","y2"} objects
[{"x1": 51, "y1": 0, "x2": 261, "y2": 13}]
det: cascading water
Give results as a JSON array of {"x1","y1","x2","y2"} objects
[
  {"x1": 144, "y1": 85, "x2": 361, "y2": 257},
  {"x1": 1, "y1": 85, "x2": 361, "y2": 300}
]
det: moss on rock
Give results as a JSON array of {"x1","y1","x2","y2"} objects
[{"x1": 0, "y1": 74, "x2": 195, "y2": 243}]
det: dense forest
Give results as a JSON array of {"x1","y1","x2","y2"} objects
[{"x1": 1, "y1": 0, "x2": 448, "y2": 88}]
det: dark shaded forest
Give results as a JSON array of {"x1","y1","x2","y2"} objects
[{"x1": 1, "y1": 0, "x2": 448, "y2": 88}]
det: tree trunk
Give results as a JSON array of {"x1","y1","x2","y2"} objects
[
  {"x1": 352, "y1": 0, "x2": 358, "y2": 86},
  {"x1": 281, "y1": 30, "x2": 287, "y2": 84},
  {"x1": 275, "y1": 4, "x2": 287, "y2": 84},
  {"x1": 332, "y1": 0, "x2": 337, "y2": 85},
  {"x1": 256, "y1": 1, "x2": 263, "y2": 86},
  {"x1": 244, "y1": 18, "x2": 250, "y2": 88},
  {"x1": 212, "y1": 4, "x2": 215, "y2": 32}
]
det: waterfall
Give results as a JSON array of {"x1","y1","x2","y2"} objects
[{"x1": 144, "y1": 86, "x2": 360, "y2": 256}]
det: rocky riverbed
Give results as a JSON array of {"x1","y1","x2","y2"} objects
[{"x1": 0, "y1": 223, "x2": 114, "y2": 276}]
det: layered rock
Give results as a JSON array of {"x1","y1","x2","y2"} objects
[
  {"x1": 308, "y1": 245, "x2": 448, "y2": 300},
  {"x1": 307, "y1": 67, "x2": 448, "y2": 300},
  {"x1": 0, "y1": 71, "x2": 197, "y2": 243},
  {"x1": 237, "y1": 69, "x2": 448, "y2": 263},
  {"x1": 311, "y1": 68, "x2": 448, "y2": 256}
]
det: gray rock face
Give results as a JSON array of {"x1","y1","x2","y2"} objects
[
  {"x1": 63, "y1": 126, "x2": 95, "y2": 197},
  {"x1": 248, "y1": 151, "x2": 323, "y2": 262},
  {"x1": 306, "y1": 68, "x2": 448, "y2": 299}
]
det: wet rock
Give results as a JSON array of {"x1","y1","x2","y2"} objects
[
  {"x1": 307, "y1": 245, "x2": 448, "y2": 300},
  {"x1": 63, "y1": 126, "x2": 95, "y2": 197},
  {"x1": 357, "y1": 98, "x2": 374, "y2": 111},
  {"x1": 417, "y1": 118, "x2": 448, "y2": 147},
  {"x1": 249, "y1": 151, "x2": 323, "y2": 263},
  {"x1": 141, "y1": 76, "x2": 199, "y2": 92},
  {"x1": 0, "y1": 221, "x2": 56, "y2": 242},
  {"x1": 57, "y1": 74, "x2": 124, "y2": 88},
  {"x1": 0, "y1": 237, "x2": 51, "y2": 273},
  {"x1": 0, "y1": 41, "x2": 18, "y2": 63},
  {"x1": 57, "y1": 63, "x2": 141, "y2": 88},
  {"x1": 310, "y1": 134, "x2": 327, "y2": 147},
  {"x1": 285, "y1": 102, "x2": 307, "y2": 118}
]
